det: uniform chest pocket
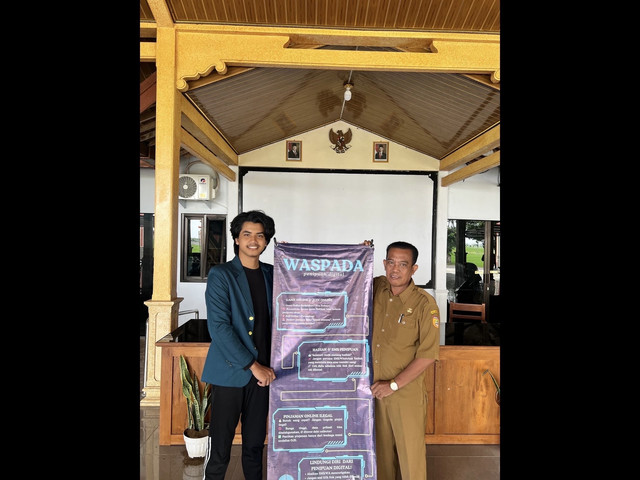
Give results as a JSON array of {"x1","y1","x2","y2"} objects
[{"x1": 390, "y1": 313, "x2": 419, "y2": 345}]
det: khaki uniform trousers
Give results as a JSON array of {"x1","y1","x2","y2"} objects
[{"x1": 375, "y1": 392, "x2": 427, "y2": 480}]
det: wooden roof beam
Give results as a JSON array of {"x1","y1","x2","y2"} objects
[
  {"x1": 440, "y1": 124, "x2": 500, "y2": 171},
  {"x1": 172, "y1": 26, "x2": 499, "y2": 92},
  {"x1": 180, "y1": 128, "x2": 236, "y2": 182},
  {"x1": 140, "y1": 41, "x2": 156, "y2": 62},
  {"x1": 140, "y1": 22, "x2": 157, "y2": 39},
  {"x1": 180, "y1": 96, "x2": 238, "y2": 167},
  {"x1": 146, "y1": 0, "x2": 174, "y2": 28},
  {"x1": 140, "y1": 71, "x2": 157, "y2": 113},
  {"x1": 441, "y1": 151, "x2": 500, "y2": 187}
]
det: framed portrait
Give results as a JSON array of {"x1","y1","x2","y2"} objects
[
  {"x1": 286, "y1": 140, "x2": 302, "y2": 161},
  {"x1": 373, "y1": 142, "x2": 389, "y2": 162}
]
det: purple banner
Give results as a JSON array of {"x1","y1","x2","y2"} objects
[{"x1": 267, "y1": 243, "x2": 376, "y2": 480}]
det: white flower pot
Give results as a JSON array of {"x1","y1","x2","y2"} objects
[{"x1": 183, "y1": 430, "x2": 209, "y2": 458}]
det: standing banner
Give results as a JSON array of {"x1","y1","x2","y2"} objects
[{"x1": 267, "y1": 242, "x2": 376, "y2": 480}]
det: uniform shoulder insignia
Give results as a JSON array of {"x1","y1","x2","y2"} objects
[{"x1": 415, "y1": 288, "x2": 436, "y2": 302}]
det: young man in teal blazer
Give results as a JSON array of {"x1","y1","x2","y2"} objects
[{"x1": 202, "y1": 210, "x2": 277, "y2": 480}]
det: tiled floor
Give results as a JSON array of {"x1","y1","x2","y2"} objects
[{"x1": 140, "y1": 337, "x2": 500, "y2": 479}]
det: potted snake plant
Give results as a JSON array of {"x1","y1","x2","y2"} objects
[{"x1": 180, "y1": 355, "x2": 211, "y2": 458}]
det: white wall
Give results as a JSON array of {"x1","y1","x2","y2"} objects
[
  {"x1": 447, "y1": 167, "x2": 500, "y2": 220},
  {"x1": 140, "y1": 122, "x2": 499, "y2": 331},
  {"x1": 240, "y1": 120, "x2": 439, "y2": 171},
  {"x1": 140, "y1": 168, "x2": 155, "y2": 213},
  {"x1": 174, "y1": 159, "x2": 234, "y2": 323},
  {"x1": 242, "y1": 170, "x2": 434, "y2": 285}
]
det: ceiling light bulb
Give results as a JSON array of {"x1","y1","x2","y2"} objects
[{"x1": 344, "y1": 84, "x2": 353, "y2": 101}]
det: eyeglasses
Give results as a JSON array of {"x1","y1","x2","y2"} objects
[{"x1": 384, "y1": 259, "x2": 411, "y2": 270}]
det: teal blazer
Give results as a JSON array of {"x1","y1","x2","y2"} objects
[{"x1": 201, "y1": 255, "x2": 274, "y2": 387}]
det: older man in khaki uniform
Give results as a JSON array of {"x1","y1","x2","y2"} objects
[{"x1": 368, "y1": 240, "x2": 440, "y2": 480}]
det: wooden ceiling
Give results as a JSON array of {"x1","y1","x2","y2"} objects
[
  {"x1": 140, "y1": 0, "x2": 500, "y2": 178},
  {"x1": 140, "y1": 0, "x2": 499, "y2": 33}
]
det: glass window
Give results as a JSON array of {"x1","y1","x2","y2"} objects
[
  {"x1": 182, "y1": 214, "x2": 227, "y2": 282},
  {"x1": 446, "y1": 219, "x2": 500, "y2": 322}
]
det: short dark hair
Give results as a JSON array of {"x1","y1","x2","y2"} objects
[
  {"x1": 386, "y1": 241, "x2": 418, "y2": 265},
  {"x1": 230, "y1": 210, "x2": 276, "y2": 255}
]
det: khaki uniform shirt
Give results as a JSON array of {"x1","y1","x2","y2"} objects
[{"x1": 371, "y1": 276, "x2": 440, "y2": 398}]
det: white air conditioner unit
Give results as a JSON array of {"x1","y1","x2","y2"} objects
[{"x1": 178, "y1": 174, "x2": 211, "y2": 200}]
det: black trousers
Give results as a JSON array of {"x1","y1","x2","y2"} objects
[{"x1": 204, "y1": 377, "x2": 269, "y2": 480}]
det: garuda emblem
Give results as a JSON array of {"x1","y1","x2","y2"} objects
[{"x1": 329, "y1": 128, "x2": 352, "y2": 153}]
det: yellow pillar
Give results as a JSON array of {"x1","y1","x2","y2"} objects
[
  {"x1": 141, "y1": 299, "x2": 182, "y2": 405},
  {"x1": 141, "y1": 25, "x2": 184, "y2": 406}
]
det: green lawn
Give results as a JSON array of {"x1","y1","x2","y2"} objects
[{"x1": 452, "y1": 245, "x2": 484, "y2": 268}]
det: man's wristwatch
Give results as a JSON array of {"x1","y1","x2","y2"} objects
[{"x1": 389, "y1": 379, "x2": 399, "y2": 391}]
